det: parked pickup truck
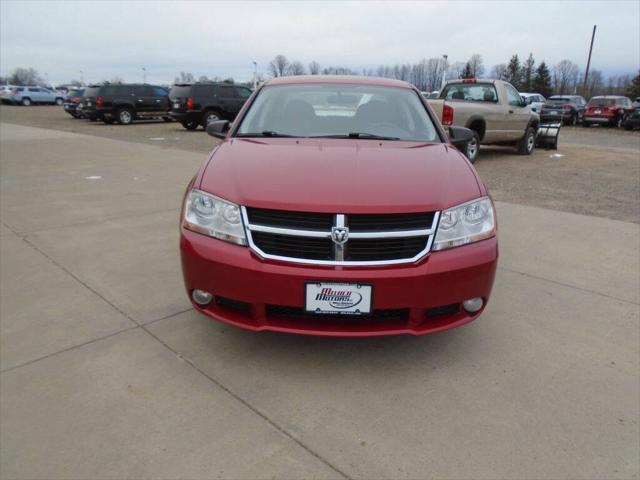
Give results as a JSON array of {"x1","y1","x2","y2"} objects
[{"x1": 427, "y1": 79, "x2": 539, "y2": 162}]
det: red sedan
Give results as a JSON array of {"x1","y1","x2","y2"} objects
[{"x1": 180, "y1": 76, "x2": 498, "y2": 336}]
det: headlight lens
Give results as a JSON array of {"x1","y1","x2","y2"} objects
[
  {"x1": 183, "y1": 189, "x2": 247, "y2": 246},
  {"x1": 433, "y1": 197, "x2": 496, "y2": 251}
]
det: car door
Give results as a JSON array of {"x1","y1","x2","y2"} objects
[
  {"x1": 504, "y1": 83, "x2": 530, "y2": 139},
  {"x1": 152, "y1": 87, "x2": 169, "y2": 113},
  {"x1": 232, "y1": 86, "x2": 252, "y2": 116},
  {"x1": 133, "y1": 85, "x2": 155, "y2": 114},
  {"x1": 27, "y1": 87, "x2": 42, "y2": 102},
  {"x1": 217, "y1": 85, "x2": 237, "y2": 118}
]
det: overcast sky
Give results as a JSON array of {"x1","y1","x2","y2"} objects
[{"x1": 1, "y1": 0, "x2": 638, "y2": 85}]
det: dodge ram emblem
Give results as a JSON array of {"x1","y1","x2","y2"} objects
[{"x1": 331, "y1": 227, "x2": 349, "y2": 245}]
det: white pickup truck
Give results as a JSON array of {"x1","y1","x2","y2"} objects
[{"x1": 427, "y1": 79, "x2": 539, "y2": 163}]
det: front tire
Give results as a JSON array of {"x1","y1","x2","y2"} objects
[
  {"x1": 117, "y1": 108, "x2": 134, "y2": 125},
  {"x1": 464, "y1": 131, "x2": 480, "y2": 164},
  {"x1": 615, "y1": 116, "x2": 624, "y2": 128},
  {"x1": 181, "y1": 120, "x2": 199, "y2": 130},
  {"x1": 569, "y1": 113, "x2": 577, "y2": 126},
  {"x1": 517, "y1": 127, "x2": 536, "y2": 155},
  {"x1": 21, "y1": 98, "x2": 31, "y2": 106},
  {"x1": 55, "y1": 98, "x2": 64, "y2": 106}
]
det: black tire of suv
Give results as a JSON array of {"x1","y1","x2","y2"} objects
[
  {"x1": 55, "y1": 98, "x2": 64, "y2": 106},
  {"x1": 182, "y1": 120, "x2": 199, "y2": 130},
  {"x1": 570, "y1": 113, "x2": 577, "y2": 126},
  {"x1": 117, "y1": 108, "x2": 134, "y2": 125},
  {"x1": 615, "y1": 115, "x2": 623, "y2": 128},
  {"x1": 517, "y1": 127, "x2": 536, "y2": 155},
  {"x1": 465, "y1": 131, "x2": 480, "y2": 164},
  {"x1": 21, "y1": 98, "x2": 31, "y2": 106},
  {"x1": 202, "y1": 111, "x2": 222, "y2": 128},
  {"x1": 162, "y1": 116, "x2": 172, "y2": 122}
]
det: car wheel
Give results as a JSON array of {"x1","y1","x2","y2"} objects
[
  {"x1": 570, "y1": 113, "x2": 578, "y2": 126},
  {"x1": 582, "y1": 121, "x2": 590, "y2": 128},
  {"x1": 615, "y1": 116, "x2": 624, "y2": 128},
  {"x1": 117, "y1": 108, "x2": 134, "y2": 125},
  {"x1": 517, "y1": 127, "x2": 536, "y2": 155},
  {"x1": 162, "y1": 116, "x2": 173, "y2": 122},
  {"x1": 55, "y1": 98, "x2": 64, "y2": 106},
  {"x1": 182, "y1": 120, "x2": 199, "y2": 130},
  {"x1": 202, "y1": 111, "x2": 222, "y2": 128},
  {"x1": 21, "y1": 98, "x2": 31, "y2": 106},
  {"x1": 464, "y1": 131, "x2": 480, "y2": 164}
]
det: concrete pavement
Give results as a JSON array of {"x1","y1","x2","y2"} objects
[{"x1": 1, "y1": 123, "x2": 638, "y2": 479}]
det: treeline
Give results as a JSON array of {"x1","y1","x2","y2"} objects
[{"x1": 266, "y1": 54, "x2": 640, "y2": 99}]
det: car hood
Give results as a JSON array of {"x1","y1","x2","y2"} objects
[{"x1": 198, "y1": 138, "x2": 482, "y2": 213}]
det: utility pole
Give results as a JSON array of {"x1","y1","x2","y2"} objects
[
  {"x1": 79, "y1": 70, "x2": 84, "y2": 86},
  {"x1": 582, "y1": 25, "x2": 597, "y2": 94},
  {"x1": 253, "y1": 61, "x2": 257, "y2": 89},
  {"x1": 142, "y1": 67, "x2": 146, "y2": 84},
  {"x1": 440, "y1": 54, "x2": 448, "y2": 90}
]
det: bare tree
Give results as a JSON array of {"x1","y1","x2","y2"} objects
[
  {"x1": 268, "y1": 55, "x2": 289, "y2": 77},
  {"x1": 490, "y1": 63, "x2": 507, "y2": 80},
  {"x1": 174, "y1": 71, "x2": 195, "y2": 84},
  {"x1": 308, "y1": 61, "x2": 321, "y2": 75},
  {"x1": 287, "y1": 61, "x2": 306, "y2": 76},
  {"x1": 8, "y1": 67, "x2": 43, "y2": 85},
  {"x1": 553, "y1": 59, "x2": 580, "y2": 94},
  {"x1": 585, "y1": 69, "x2": 604, "y2": 97},
  {"x1": 198, "y1": 75, "x2": 210, "y2": 82},
  {"x1": 447, "y1": 62, "x2": 466, "y2": 80},
  {"x1": 424, "y1": 57, "x2": 444, "y2": 91},
  {"x1": 467, "y1": 54, "x2": 485, "y2": 78},
  {"x1": 109, "y1": 76, "x2": 124, "y2": 84}
]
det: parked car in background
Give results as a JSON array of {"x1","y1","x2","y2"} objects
[
  {"x1": 427, "y1": 79, "x2": 539, "y2": 163},
  {"x1": 583, "y1": 96, "x2": 634, "y2": 128},
  {"x1": 0, "y1": 85, "x2": 17, "y2": 103},
  {"x1": 520, "y1": 92, "x2": 546, "y2": 113},
  {"x1": 622, "y1": 107, "x2": 640, "y2": 130},
  {"x1": 169, "y1": 82, "x2": 253, "y2": 130},
  {"x1": 81, "y1": 84, "x2": 171, "y2": 124},
  {"x1": 632, "y1": 97, "x2": 640, "y2": 108},
  {"x1": 540, "y1": 95, "x2": 586, "y2": 125},
  {"x1": 63, "y1": 88, "x2": 85, "y2": 118},
  {"x1": 182, "y1": 75, "x2": 497, "y2": 337},
  {"x1": 421, "y1": 90, "x2": 439, "y2": 99},
  {"x1": 3, "y1": 86, "x2": 65, "y2": 106}
]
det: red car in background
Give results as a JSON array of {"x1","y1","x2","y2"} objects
[
  {"x1": 180, "y1": 76, "x2": 498, "y2": 337},
  {"x1": 63, "y1": 87, "x2": 85, "y2": 118},
  {"x1": 583, "y1": 95, "x2": 634, "y2": 128}
]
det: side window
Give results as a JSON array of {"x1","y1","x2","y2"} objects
[
  {"x1": 153, "y1": 87, "x2": 168, "y2": 97},
  {"x1": 134, "y1": 86, "x2": 153, "y2": 96},
  {"x1": 219, "y1": 86, "x2": 235, "y2": 98},
  {"x1": 28, "y1": 87, "x2": 40, "y2": 92},
  {"x1": 194, "y1": 85, "x2": 214, "y2": 97},
  {"x1": 505, "y1": 85, "x2": 522, "y2": 107},
  {"x1": 235, "y1": 87, "x2": 252, "y2": 99}
]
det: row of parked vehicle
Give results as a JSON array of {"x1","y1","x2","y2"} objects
[
  {"x1": 60, "y1": 82, "x2": 253, "y2": 128},
  {"x1": 0, "y1": 85, "x2": 66, "y2": 105}
]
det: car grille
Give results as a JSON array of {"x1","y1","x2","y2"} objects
[
  {"x1": 243, "y1": 207, "x2": 439, "y2": 266},
  {"x1": 266, "y1": 304, "x2": 410, "y2": 322}
]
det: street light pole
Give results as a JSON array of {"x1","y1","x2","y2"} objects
[
  {"x1": 80, "y1": 70, "x2": 84, "y2": 86},
  {"x1": 440, "y1": 54, "x2": 448, "y2": 90},
  {"x1": 142, "y1": 67, "x2": 146, "y2": 84},
  {"x1": 582, "y1": 25, "x2": 597, "y2": 95},
  {"x1": 253, "y1": 62, "x2": 258, "y2": 89}
]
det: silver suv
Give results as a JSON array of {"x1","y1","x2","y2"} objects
[{"x1": 5, "y1": 86, "x2": 64, "y2": 106}]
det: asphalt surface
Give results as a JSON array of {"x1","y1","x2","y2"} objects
[
  {"x1": 0, "y1": 121, "x2": 638, "y2": 479},
  {"x1": 1, "y1": 105, "x2": 639, "y2": 223}
]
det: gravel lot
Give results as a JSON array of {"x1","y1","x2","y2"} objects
[{"x1": 1, "y1": 104, "x2": 639, "y2": 223}]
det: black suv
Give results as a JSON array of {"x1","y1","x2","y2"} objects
[
  {"x1": 81, "y1": 84, "x2": 171, "y2": 124},
  {"x1": 540, "y1": 95, "x2": 586, "y2": 125},
  {"x1": 169, "y1": 82, "x2": 252, "y2": 130}
]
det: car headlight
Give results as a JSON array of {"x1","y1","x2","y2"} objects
[
  {"x1": 182, "y1": 189, "x2": 247, "y2": 246},
  {"x1": 432, "y1": 197, "x2": 496, "y2": 251}
]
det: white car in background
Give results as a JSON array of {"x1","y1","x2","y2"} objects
[
  {"x1": 3, "y1": 86, "x2": 65, "y2": 106},
  {"x1": 520, "y1": 92, "x2": 546, "y2": 113}
]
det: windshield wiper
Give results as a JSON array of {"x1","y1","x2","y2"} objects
[
  {"x1": 236, "y1": 131, "x2": 295, "y2": 138},
  {"x1": 310, "y1": 132, "x2": 401, "y2": 140}
]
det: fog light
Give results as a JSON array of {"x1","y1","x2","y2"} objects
[
  {"x1": 462, "y1": 297, "x2": 483, "y2": 313},
  {"x1": 192, "y1": 289, "x2": 213, "y2": 306}
]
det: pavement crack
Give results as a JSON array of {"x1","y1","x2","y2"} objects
[{"x1": 140, "y1": 325, "x2": 352, "y2": 480}]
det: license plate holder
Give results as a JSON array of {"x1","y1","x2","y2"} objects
[{"x1": 305, "y1": 282, "x2": 372, "y2": 315}]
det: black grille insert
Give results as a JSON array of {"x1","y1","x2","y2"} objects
[
  {"x1": 348, "y1": 212, "x2": 435, "y2": 231},
  {"x1": 346, "y1": 237, "x2": 428, "y2": 261},
  {"x1": 266, "y1": 304, "x2": 409, "y2": 321},
  {"x1": 251, "y1": 231, "x2": 333, "y2": 261},
  {"x1": 246, "y1": 208, "x2": 333, "y2": 230}
]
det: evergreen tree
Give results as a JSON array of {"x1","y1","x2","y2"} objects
[
  {"x1": 504, "y1": 54, "x2": 522, "y2": 89},
  {"x1": 627, "y1": 71, "x2": 640, "y2": 98},
  {"x1": 522, "y1": 54, "x2": 535, "y2": 91},
  {"x1": 533, "y1": 61, "x2": 553, "y2": 98},
  {"x1": 461, "y1": 62, "x2": 473, "y2": 79}
]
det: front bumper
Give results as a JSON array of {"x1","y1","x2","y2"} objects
[
  {"x1": 180, "y1": 229, "x2": 498, "y2": 336},
  {"x1": 583, "y1": 116, "x2": 614, "y2": 124},
  {"x1": 169, "y1": 111, "x2": 201, "y2": 123}
]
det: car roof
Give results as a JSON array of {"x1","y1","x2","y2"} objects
[
  {"x1": 590, "y1": 95, "x2": 627, "y2": 99},
  {"x1": 265, "y1": 75, "x2": 413, "y2": 89},
  {"x1": 519, "y1": 92, "x2": 541, "y2": 97}
]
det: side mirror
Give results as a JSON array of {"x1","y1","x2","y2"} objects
[
  {"x1": 519, "y1": 99, "x2": 528, "y2": 108},
  {"x1": 206, "y1": 120, "x2": 229, "y2": 139},
  {"x1": 448, "y1": 126, "x2": 473, "y2": 150}
]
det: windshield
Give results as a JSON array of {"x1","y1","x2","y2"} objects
[
  {"x1": 83, "y1": 87, "x2": 100, "y2": 97},
  {"x1": 548, "y1": 97, "x2": 571, "y2": 104},
  {"x1": 236, "y1": 84, "x2": 439, "y2": 142},
  {"x1": 588, "y1": 98, "x2": 617, "y2": 106},
  {"x1": 441, "y1": 83, "x2": 498, "y2": 102}
]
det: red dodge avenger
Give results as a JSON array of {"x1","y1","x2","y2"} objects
[{"x1": 180, "y1": 76, "x2": 498, "y2": 336}]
